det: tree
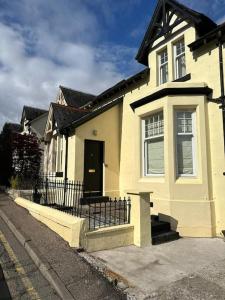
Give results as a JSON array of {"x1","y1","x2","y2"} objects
[
  {"x1": 12, "y1": 133, "x2": 42, "y2": 188},
  {"x1": 0, "y1": 124, "x2": 15, "y2": 186}
]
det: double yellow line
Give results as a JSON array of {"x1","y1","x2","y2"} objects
[{"x1": 0, "y1": 230, "x2": 40, "y2": 300}]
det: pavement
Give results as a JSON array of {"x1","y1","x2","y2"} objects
[
  {"x1": 92, "y1": 238, "x2": 225, "y2": 299},
  {"x1": 0, "y1": 192, "x2": 125, "y2": 300},
  {"x1": 0, "y1": 215, "x2": 60, "y2": 300}
]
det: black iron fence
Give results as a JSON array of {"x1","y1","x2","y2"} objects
[{"x1": 33, "y1": 176, "x2": 131, "y2": 230}]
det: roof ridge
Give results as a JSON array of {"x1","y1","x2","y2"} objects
[
  {"x1": 52, "y1": 102, "x2": 91, "y2": 112},
  {"x1": 59, "y1": 85, "x2": 96, "y2": 97}
]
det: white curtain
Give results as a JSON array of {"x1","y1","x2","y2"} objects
[
  {"x1": 177, "y1": 135, "x2": 193, "y2": 174},
  {"x1": 146, "y1": 138, "x2": 164, "y2": 174}
]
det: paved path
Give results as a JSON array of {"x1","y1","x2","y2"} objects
[
  {"x1": 0, "y1": 192, "x2": 125, "y2": 300},
  {"x1": 93, "y1": 238, "x2": 225, "y2": 299}
]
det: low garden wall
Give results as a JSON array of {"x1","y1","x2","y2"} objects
[
  {"x1": 15, "y1": 191, "x2": 152, "y2": 252},
  {"x1": 83, "y1": 224, "x2": 134, "y2": 252},
  {"x1": 15, "y1": 197, "x2": 87, "y2": 248}
]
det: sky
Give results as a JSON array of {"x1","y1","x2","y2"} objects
[{"x1": 0, "y1": 0, "x2": 225, "y2": 130}]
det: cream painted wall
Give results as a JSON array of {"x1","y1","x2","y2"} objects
[
  {"x1": 71, "y1": 104, "x2": 123, "y2": 198},
  {"x1": 118, "y1": 23, "x2": 225, "y2": 237}
]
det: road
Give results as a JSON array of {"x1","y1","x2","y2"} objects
[{"x1": 0, "y1": 215, "x2": 60, "y2": 300}]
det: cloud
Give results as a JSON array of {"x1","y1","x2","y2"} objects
[
  {"x1": 0, "y1": 0, "x2": 139, "y2": 130},
  {"x1": 179, "y1": 0, "x2": 225, "y2": 22}
]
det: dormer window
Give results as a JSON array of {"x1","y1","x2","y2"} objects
[
  {"x1": 174, "y1": 39, "x2": 186, "y2": 80},
  {"x1": 158, "y1": 49, "x2": 168, "y2": 85}
]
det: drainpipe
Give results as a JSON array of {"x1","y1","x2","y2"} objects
[
  {"x1": 218, "y1": 34, "x2": 225, "y2": 175},
  {"x1": 61, "y1": 128, "x2": 69, "y2": 206},
  {"x1": 64, "y1": 131, "x2": 69, "y2": 181}
]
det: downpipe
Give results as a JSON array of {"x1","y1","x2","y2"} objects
[{"x1": 218, "y1": 36, "x2": 225, "y2": 175}]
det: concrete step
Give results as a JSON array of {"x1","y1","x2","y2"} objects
[
  {"x1": 151, "y1": 215, "x2": 159, "y2": 222},
  {"x1": 152, "y1": 230, "x2": 180, "y2": 245},
  {"x1": 151, "y1": 220, "x2": 171, "y2": 236}
]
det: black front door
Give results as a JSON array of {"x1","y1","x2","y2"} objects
[{"x1": 83, "y1": 140, "x2": 104, "y2": 197}]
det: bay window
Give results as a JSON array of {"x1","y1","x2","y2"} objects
[
  {"x1": 174, "y1": 39, "x2": 186, "y2": 79},
  {"x1": 143, "y1": 112, "x2": 164, "y2": 175},
  {"x1": 158, "y1": 49, "x2": 168, "y2": 84},
  {"x1": 176, "y1": 110, "x2": 196, "y2": 176}
]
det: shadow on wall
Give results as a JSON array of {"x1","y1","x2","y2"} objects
[{"x1": 158, "y1": 213, "x2": 178, "y2": 231}]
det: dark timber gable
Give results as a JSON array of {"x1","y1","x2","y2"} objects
[{"x1": 136, "y1": 0, "x2": 216, "y2": 66}]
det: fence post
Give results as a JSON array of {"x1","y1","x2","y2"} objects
[
  {"x1": 127, "y1": 192, "x2": 152, "y2": 247},
  {"x1": 44, "y1": 177, "x2": 48, "y2": 205}
]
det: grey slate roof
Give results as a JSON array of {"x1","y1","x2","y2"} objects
[
  {"x1": 60, "y1": 86, "x2": 96, "y2": 108},
  {"x1": 51, "y1": 103, "x2": 90, "y2": 130},
  {"x1": 21, "y1": 106, "x2": 48, "y2": 124}
]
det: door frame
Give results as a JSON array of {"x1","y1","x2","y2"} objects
[{"x1": 83, "y1": 139, "x2": 105, "y2": 197}]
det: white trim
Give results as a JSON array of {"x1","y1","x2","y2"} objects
[
  {"x1": 158, "y1": 48, "x2": 168, "y2": 85},
  {"x1": 175, "y1": 109, "x2": 196, "y2": 177},
  {"x1": 142, "y1": 112, "x2": 165, "y2": 177},
  {"x1": 173, "y1": 38, "x2": 186, "y2": 80}
]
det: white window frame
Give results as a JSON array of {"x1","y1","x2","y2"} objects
[
  {"x1": 175, "y1": 110, "x2": 196, "y2": 177},
  {"x1": 142, "y1": 111, "x2": 164, "y2": 177},
  {"x1": 158, "y1": 48, "x2": 168, "y2": 85},
  {"x1": 173, "y1": 38, "x2": 186, "y2": 80}
]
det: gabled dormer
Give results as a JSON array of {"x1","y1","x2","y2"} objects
[
  {"x1": 136, "y1": 0, "x2": 216, "y2": 66},
  {"x1": 134, "y1": 0, "x2": 217, "y2": 89},
  {"x1": 57, "y1": 86, "x2": 96, "y2": 108}
]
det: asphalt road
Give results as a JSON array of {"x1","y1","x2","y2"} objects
[{"x1": 0, "y1": 216, "x2": 60, "y2": 300}]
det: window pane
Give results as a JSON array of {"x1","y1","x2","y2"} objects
[
  {"x1": 177, "y1": 111, "x2": 193, "y2": 133},
  {"x1": 160, "y1": 63, "x2": 168, "y2": 84},
  {"x1": 175, "y1": 39, "x2": 186, "y2": 79},
  {"x1": 159, "y1": 49, "x2": 168, "y2": 84},
  {"x1": 177, "y1": 135, "x2": 193, "y2": 174},
  {"x1": 146, "y1": 138, "x2": 164, "y2": 174},
  {"x1": 177, "y1": 54, "x2": 186, "y2": 78},
  {"x1": 145, "y1": 112, "x2": 164, "y2": 138}
]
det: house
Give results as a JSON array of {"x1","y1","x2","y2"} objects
[
  {"x1": 20, "y1": 105, "x2": 48, "y2": 172},
  {"x1": 21, "y1": 106, "x2": 48, "y2": 135},
  {"x1": 44, "y1": 0, "x2": 225, "y2": 239}
]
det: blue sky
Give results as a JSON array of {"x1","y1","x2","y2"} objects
[{"x1": 0, "y1": 0, "x2": 225, "y2": 130}]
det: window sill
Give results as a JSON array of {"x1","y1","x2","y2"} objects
[
  {"x1": 175, "y1": 176, "x2": 202, "y2": 184},
  {"x1": 139, "y1": 177, "x2": 165, "y2": 183},
  {"x1": 173, "y1": 73, "x2": 191, "y2": 82}
]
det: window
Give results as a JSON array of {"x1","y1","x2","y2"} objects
[
  {"x1": 143, "y1": 112, "x2": 164, "y2": 175},
  {"x1": 174, "y1": 39, "x2": 186, "y2": 79},
  {"x1": 57, "y1": 136, "x2": 63, "y2": 172},
  {"x1": 158, "y1": 49, "x2": 168, "y2": 84},
  {"x1": 176, "y1": 110, "x2": 196, "y2": 176}
]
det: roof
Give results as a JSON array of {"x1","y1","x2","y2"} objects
[
  {"x1": 51, "y1": 103, "x2": 90, "y2": 130},
  {"x1": 21, "y1": 106, "x2": 48, "y2": 124},
  {"x1": 65, "y1": 97, "x2": 123, "y2": 132},
  {"x1": 136, "y1": 0, "x2": 217, "y2": 65},
  {"x1": 83, "y1": 68, "x2": 150, "y2": 108},
  {"x1": 59, "y1": 86, "x2": 96, "y2": 108},
  {"x1": 189, "y1": 21, "x2": 225, "y2": 51}
]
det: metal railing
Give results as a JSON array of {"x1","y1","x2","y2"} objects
[{"x1": 32, "y1": 176, "x2": 131, "y2": 230}]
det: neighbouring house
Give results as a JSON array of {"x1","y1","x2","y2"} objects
[
  {"x1": 20, "y1": 105, "x2": 48, "y2": 172},
  {"x1": 44, "y1": 0, "x2": 225, "y2": 239},
  {"x1": 21, "y1": 106, "x2": 48, "y2": 135}
]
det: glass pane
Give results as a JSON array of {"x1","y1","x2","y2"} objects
[
  {"x1": 177, "y1": 54, "x2": 186, "y2": 78},
  {"x1": 160, "y1": 63, "x2": 168, "y2": 84},
  {"x1": 177, "y1": 111, "x2": 193, "y2": 133},
  {"x1": 145, "y1": 112, "x2": 164, "y2": 138},
  {"x1": 177, "y1": 135, "x2": 193, "y2": 175},
  {"x1": 146, "y1": 138, "x2": 164, "y2": 174}
]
